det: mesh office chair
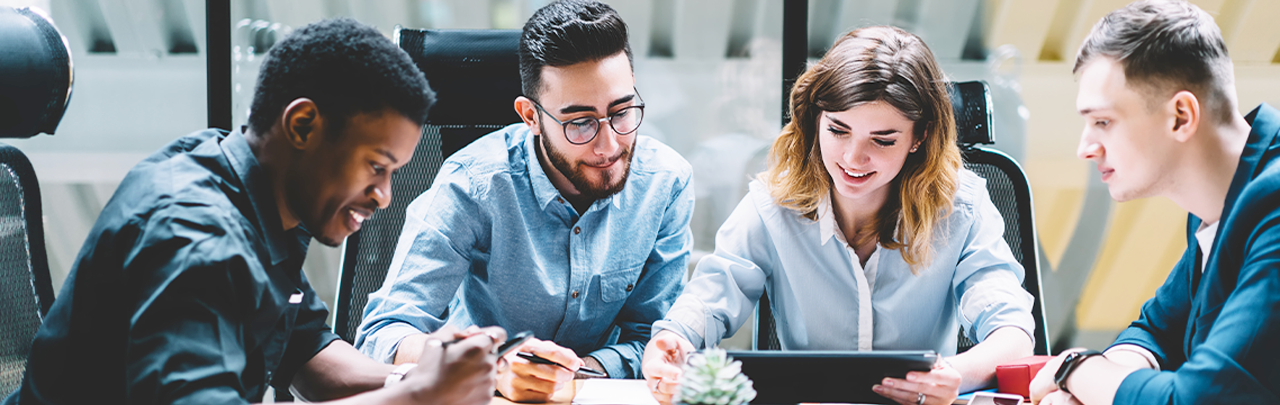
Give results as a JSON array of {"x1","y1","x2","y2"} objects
[
  {"x1": 332, "y1": 28, "x2": 523, "y2": 343},
  {"x1": 951, "y1": 81, "x2": 1050, "y2": 356},
  {"x1": 0, "y1": 6, "x2": 68, "y2": 396},
  {"x1": 754, "y1": 81, "x2": 1050, "y2": 356}
]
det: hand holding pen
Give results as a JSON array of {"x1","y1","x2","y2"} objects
[
  {"x1": 517, "y1": 352, "x2": 607, "y2": 377},
  {"x1": 496, "y1": 336, "x2": 600, "y2": 402}
]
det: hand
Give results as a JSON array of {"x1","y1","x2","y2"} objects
[
  {"x1": 1029, "y1": 348, "x2": 1087, "y2": 404},
  {"x1": 496, "y1": 337, "x2": 582, "y2": 402},
  {"x1": 395, "y1": 325, "x2": 498, "y2": 365},
  {"x1": 397, "y1": 326, "x2": 506, "y2": 405},
  {"x1": 873, "y1": 360, "x2": 962, "y2": 405},
  {"x1": 642, "y1": 330, "x2": 694, "y2": 405},
  {"x1": 1037, "y1": 390, "x2": 1083, "y2": 405}
]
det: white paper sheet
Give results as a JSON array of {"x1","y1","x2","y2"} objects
[{"x1": 572, "y1": 379, "x2": 660, "y2": 405}]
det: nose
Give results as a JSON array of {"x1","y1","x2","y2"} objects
[
  {"x1": 844, "y1": 138, "x2": 870, "y2": 166},
  {"x1": 592, "y1": 122, "x2": 621, "y2": 157},
  {"x1": 1077, "y1": 129, "x2": 1102, "y2": 161},
  {"x1": 370, "y1": 178, "x2": 391, "y2": 210}
]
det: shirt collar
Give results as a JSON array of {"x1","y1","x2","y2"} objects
[
  {"x1": 221, "y1": 128, "x2": 302, "y2": 266},
  {"x1": 521, "y1": 127, "x2": 622, "y2": 212},
  {"x1": 524, "y1": 128, "x2": 564, "y2": 211},
  {"x1": 817, "y1": 196, "x2": 841, "y2": 247}
]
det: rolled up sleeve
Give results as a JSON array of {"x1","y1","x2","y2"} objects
[{"x1": 952, "y1": 191, "x2": 1035, "y2": 344}]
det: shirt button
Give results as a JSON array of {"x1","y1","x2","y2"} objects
[
  {"x1": 626, "y1": 284, "x2": 634, "y2": 292},
  {"x1": 557, "y1": 197, "x2": 564, "y2": 204},
  {"x1": 571, "y1": 290, "x2": 580, "y2": 298},
  {"x1": 574, "y1": 227, "x2": 581, "y2": 235}
]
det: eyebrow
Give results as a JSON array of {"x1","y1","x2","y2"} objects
[
  {"x1": 375, "y1": 148, "x2": 399, "y2": 165},
  {"x1": 1079, "y1": 106, "x2": 1113, "y2": 116},
  {"x1": 558, "y1": 94, "x2": 638, "y2": 115},
  {"x1": 825, "y1": 113, "x2": 901, "y2": 135}
]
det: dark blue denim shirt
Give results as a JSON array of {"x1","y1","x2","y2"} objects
[{"x1": 6, "y1": 129, "x2": 339, "y2": 405}]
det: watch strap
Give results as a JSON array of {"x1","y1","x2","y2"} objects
[
  {"x1": 384, "y1": 363, "x2": 419, "y2": 388},
  {"x1": 1054, "y1": 350, "x2": 1103, "y2": 394}
]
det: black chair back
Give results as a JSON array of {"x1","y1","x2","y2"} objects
[
  {"x1": 754, "y1": 81, "x2": 1049, "y2": 355},
  {"x1": 0, "y1": 6, "x2": 67, "y2": 396},
  {"x1": 0, "y1": 144, "x2": 54, "y2": 395},
  {"x1": 333, "y1": 28, "x2": 523, "y2": 343}
]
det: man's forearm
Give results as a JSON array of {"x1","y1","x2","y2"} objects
[
  {"x1": 395, "y1": 333, "x2": 430, "y2": 365},
  {"x1": 293, "y1": 342, "x2": 397, "y2": 401}
]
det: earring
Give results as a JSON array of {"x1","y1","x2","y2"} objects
[{"x1": 909, "y1": 146, "x2": 918, "y2": 153}]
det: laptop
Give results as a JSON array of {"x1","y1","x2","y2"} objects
[{"x1": 727, "y1": 350, "x2": 940, "y2": 404}]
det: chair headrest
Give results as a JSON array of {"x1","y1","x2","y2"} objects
[
  {"x1": 0, "y1": 6, "x2": 73, "y2": 138},
  {"x1": 948, "y1": 81, "x2": 993, "y2": 145},
  {"x1": 395, "y1": 28, "x2": 523, "y2": 127}
]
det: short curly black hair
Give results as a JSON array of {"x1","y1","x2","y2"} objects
[
  {"x1": 248, "y1": 18, "x2": 434, "y2": 136},
  {"x1": 519, "y1": 0, "x2": 632, "y2": 101}
]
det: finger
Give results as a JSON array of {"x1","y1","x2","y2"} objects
[
  {"x1": 647, "y1": 361, "x2": 683, "y2": 381},
  {"x1": 477, "y1": 326, "x2": 507, "y2": 344},
  {"x1": 881, "y1": 377, "x2": 927, "y2": 397},
  {"x1": 417, "y1": 335, "x2": 446, "y2": 365},
  {"x1": 656, "y1": 378, "x2": 681, "y2": 396},
  {"x1": 445, "y1": 333, "x2": 500, "y2": 365},
  {"x1": 1029, "y1": 377, "x2": 1060, "y2": 403},
  {"x1": 524, "y1": 340, "x2": 584, "y2": 369},
  {"x1": 431, "y1": 325, "x2": 462, "y2": 340},
  {"x1": 872, "y1": 384, "x2": 919, "y2": 405},
  {"x1": 510, "y1": 359, "x2": 568, "y2": 382},
  {"x1": 510, "y1": 372, "x2": 558, "y2": 397},
  {"x1": 652, "y1": 391, "x2": 674, "y2": 405},
  {"x1": 1041, "y1": 390, "x2": 1072, "y2": 405}
]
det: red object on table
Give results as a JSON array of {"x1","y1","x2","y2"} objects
[{"x1": 995, "y1": 355, "x2": 1053, "y2": 398}]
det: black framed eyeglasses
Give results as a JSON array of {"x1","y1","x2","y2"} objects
[{"x1": 530, "y1": 92, "x2": 646, "y2": 145}]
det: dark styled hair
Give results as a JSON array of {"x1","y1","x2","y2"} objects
[
  {"x1": 1074, "y1": 0, "x2": 1234, "y2": 120},
  {"x1": 519, "y1": 0, "x2": 633, "y2": 100},
  {"x1": 248, "y1": 18, "x2": 435, "y2": 136},
  {"x1": 759, "y1": 26, "x2": 961, "y2": 274}
]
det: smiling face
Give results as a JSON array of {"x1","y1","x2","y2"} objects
[
  {"x1": 525, "y1": 51, "x2": 639, "y2": 201},
  {"x1": 285, "y1": 108, "x2": 421, "y2": 246},
  {"x1": 819, "y1": 101, "x2": 919, "y2": 211},
  {"x1": 1076, "y1": 57, "x2": 1180, "y2": 202}
]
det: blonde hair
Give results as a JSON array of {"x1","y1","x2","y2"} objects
[{"x1": 758, "y1": 26, "x2": 962, "y2": 274}]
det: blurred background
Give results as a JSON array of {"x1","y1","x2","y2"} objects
[{"x1": 3, "y1": 0, "x2": 1280, "y2": 352}]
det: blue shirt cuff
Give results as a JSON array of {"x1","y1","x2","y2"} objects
[{"x1": 588, "y1": 346, "x2": 626, "y2": 379}]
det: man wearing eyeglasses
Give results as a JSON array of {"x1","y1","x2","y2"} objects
[{"x1": 353, "y1": 0, "x2": 693, "y2": 402}]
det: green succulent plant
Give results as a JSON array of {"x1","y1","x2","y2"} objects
[{"x1": 674, "y1": 347, "x2": 757, "y2": 405}]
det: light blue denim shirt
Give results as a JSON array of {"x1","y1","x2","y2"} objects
[
  {"x1": 355, "y1": 123, "x2": 694, "y2": 378},
  {"x1": 654, "y1": 170, "x2": 1034, "y2": 354}
]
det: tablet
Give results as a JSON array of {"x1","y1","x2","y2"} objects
[{"x1": 727, "y1": 350, "x2": 939, "y2": 404}]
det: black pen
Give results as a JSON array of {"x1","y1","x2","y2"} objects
[{"x1": 516, "y1": 352, "x2": 607, "y2": 377}]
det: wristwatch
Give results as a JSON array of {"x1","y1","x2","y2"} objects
[
  {"x1": 1054, "y1": 350, "x2": 1103, "y2": 394},
  {"x1": 384, "y1": 363, "x2": 419, "y2": 387}
]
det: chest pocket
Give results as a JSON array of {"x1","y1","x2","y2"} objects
[
  {"x1": 248, "y1": 288, "x2": 302, "y2": 393},
  {"x1": 599, "y1": 266, "x2": 641, "y2": 303}
]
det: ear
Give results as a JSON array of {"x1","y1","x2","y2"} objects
[
  {"x1": 1169, "y1": 90, "x2": 1200, "y2": 143},
  {"x1": 281, "y1": 98, "x2": 322, "y2": 149},
  {"x1": 515, "y1": 96, "x2": 541, "y2": 135}
]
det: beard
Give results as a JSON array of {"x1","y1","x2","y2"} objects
[{"x1": 538, "y1": 122, "x2": 635, "y2": 201}]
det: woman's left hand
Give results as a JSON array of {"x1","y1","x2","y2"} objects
[{"x1": 873, "y1": 360, "x2": 962, "y2": 405}]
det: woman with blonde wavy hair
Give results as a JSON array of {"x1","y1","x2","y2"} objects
[{"x1": 642, "y1": 26, "x2": 1035, "y2": 405}]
